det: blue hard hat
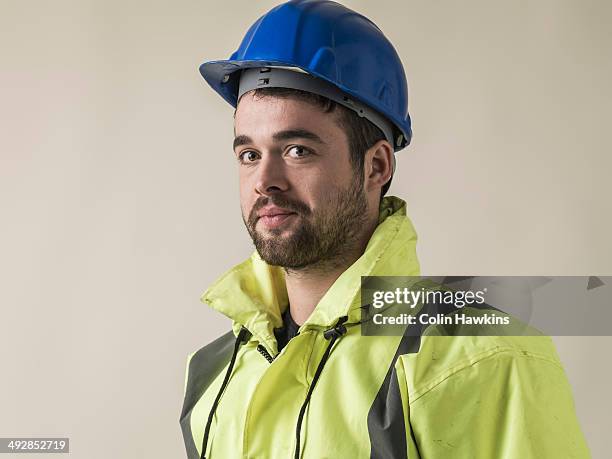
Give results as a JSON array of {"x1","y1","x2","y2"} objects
[{"x1": 199, "y1": 0, "x2": 413, "y2": 150}]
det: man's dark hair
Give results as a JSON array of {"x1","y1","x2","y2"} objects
[{"x1": 237, "y1": 87, "x2": 393, "y2": 202}]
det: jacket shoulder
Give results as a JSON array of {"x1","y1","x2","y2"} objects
[
  {"x1": 401, "y1": 333, "x2": 563, "y2": 402},
  {"x1": 396, "y1": 335, "x2": 590, "y2": 458}
]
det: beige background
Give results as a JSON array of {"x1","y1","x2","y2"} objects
[{"x1": 1, "y1": 0, "x2": 610, "y2": 457}]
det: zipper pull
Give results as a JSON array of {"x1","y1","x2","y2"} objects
[{"x1": 256, "y1": 344, "x2": 275, "y2": 363}]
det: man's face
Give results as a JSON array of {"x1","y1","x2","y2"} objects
[{"x1": 233, "y1": 92, "x2": 369, "y2": 270}]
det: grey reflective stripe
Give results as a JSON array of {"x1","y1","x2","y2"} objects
[
  {"x1": 367, "y1": 320, "x2": 422, "y2": 459},
  {"x1": 367, "y1": 291, "x2": 501, "y2": 458},
  {"x1": 179, "y1": 330, "x2": 236, "y2": 459},
  {"x1": 368, "y1": 365, "x2": 411, "y2": 459}
]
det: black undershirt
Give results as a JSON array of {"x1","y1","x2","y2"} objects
[{"x1": 274, "y1": 306, "x2": 300, "y2": 352}]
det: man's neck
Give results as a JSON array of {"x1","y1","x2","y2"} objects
[{"x1": 283, "y1": 217, "x2": 378, "y2": 325}]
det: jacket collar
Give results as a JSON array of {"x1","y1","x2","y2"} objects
[{"x1": 201, "y1": 195, "x2": 420, "y2": 354}]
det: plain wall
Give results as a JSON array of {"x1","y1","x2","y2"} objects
[{"x1": 0, "y1": 0, "x2": 610, "y2": 457}]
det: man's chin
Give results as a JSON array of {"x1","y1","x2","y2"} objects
[
  {"x1": 253, "y1": 235, "x2": 302, "y2": 261},
  {"x1": 255, "y1": 251, "x2": 311, "y2": 269}
]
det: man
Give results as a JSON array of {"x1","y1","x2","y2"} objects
[{"x1": 180, "y1": 1, "x2": 590, "y2": 458}]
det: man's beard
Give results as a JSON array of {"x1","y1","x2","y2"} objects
[{"x1": 243, "y1": 175, "x2": 369, "y2": 271}]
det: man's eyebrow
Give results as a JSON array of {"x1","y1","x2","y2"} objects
[
  {"x1": 232, "y1": 129, "x2": 326, "y2": 151},
  {"x1": 233, "y1": 135, "x2": 252, "y2": 150}
]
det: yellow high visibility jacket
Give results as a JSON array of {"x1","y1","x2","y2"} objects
[{"x1": 180, "y1": 196, "x2": 590, "y2": 458}]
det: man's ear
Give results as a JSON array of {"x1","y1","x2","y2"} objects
[{"x1": 364, "y1": 139, "x2": 394, "y2": 193}]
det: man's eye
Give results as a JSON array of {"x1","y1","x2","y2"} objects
[
  {"x1": 286, "y1": 145, "x2": 311, "y2": 158},
  {"x1": 238, "y1": 151, "x2": 259, "y2": 163}
]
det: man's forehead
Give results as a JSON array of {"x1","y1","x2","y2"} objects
[
  {"x1": 235, "y1": 92, "x2": 324, "y2": 119},
  {"x1": 233, "y1": 94, "x2": 344, "y2": 145}
]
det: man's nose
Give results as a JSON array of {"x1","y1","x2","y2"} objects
[{"x1": 254, "y1": 154, "x2": 289, "y2": 195}]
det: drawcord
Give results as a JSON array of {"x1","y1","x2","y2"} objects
[
  {"x1": 294, "y1": 316, "x2": 349, "y2": 459},
  {"x1": 200, "y1": 326, "x2": 251, "y2": 459}
]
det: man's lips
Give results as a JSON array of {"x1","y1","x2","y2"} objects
[
  {"x1": 257, "y1": 206, "x2": 296, "y2": 218},
  {"x1": 256, "y1": 207, "x2": 298, "y2": 229}
]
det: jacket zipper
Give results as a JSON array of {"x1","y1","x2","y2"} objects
[{"x1": 256, "y1": 344, "x2": 275, "y2": 363}]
